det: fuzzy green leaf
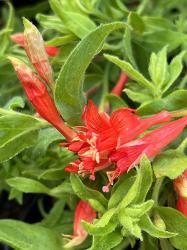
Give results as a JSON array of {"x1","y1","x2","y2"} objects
[
  {"x1": 88, "y1": 230, "x2": 123, "y2": 250},
  {"x1": 148, "y1": 46, "x2": 168, "y2": 87},
  {"x1": 139, "y1": 214, "x2": 176, "y2": 238},
  {"x1": 156, "y1": 207, "x2": 187, "y2": 250},
  {"x1": 70, "y1": 174, "x2": 107, "y2": 212},
  {"x1": 138, "y1": 90, "x2": 187, "y2": 115},
  {"x1": 153, "y1": 150, "x2": 187, "y2": 179},
  {"x1": 83, "y1": 208, "x2": 117, "y2": 236},
  {"x1": 55, "y1": 22, "x2": 127, "y2": 125},
  {"x1": 119, "y1": 156, "x2": 153, "y2": 208},
  {"x1": 104, "y1": 54, "x2": 154, "y2": 91}
]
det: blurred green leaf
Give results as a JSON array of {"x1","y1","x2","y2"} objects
[
  {"x1": 50, "y1": 0, "x2": 96, "y2": 38},
  {"x1": 0, "y1": 219, "x2": 62, "y2": 250},
  {"x1": 88, "y1": 229, "x2": 123, "y2": 250},
  {"x1": 156, "y1": 206, "x2": 187, "y2": 249}
]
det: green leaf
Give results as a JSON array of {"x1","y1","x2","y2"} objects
[
  {"x1": 105, "y1": 93, "x2": 128, "y2": 110},
  {"x1": 0, "y1": 219, "x2": 62, "y2": 250},
  {"x1": 139, "y1": 214, "x2": 176, "y2": 238},
  {"x1": 4, "y1": 96, "x2": 25, "y2": 110},
  {"x1": 128, "y1": 12, "x2": 145, "y2": 34},
  {"x1": 70, "y1": 174, "x2": 107, "y2": 213},
  {"x1": 88, "y1": 229, "x2": 123, "y2": 250},
  {"x1": 160, "y1": 239, "x2": 175, "y2": 250},
  {"x1": 156, "y1": 207, "x2": 187, "y2": 250},
  {"x1": 32, "y1": 128, "x2": 63, "y2": 157},
  {"x1": 0, "y1": 109, "x2": 47, "y2": 162},
  {"x1": 45, "y1": 35, "x2": 76, "y2": 46},
  {"x1": 108, "y1": 173, "x2": 135, "y2": 209},
  {"x1": 148, "y1": 46, "x2": 168, "y2": 88},
  {"x1": 137, "y1": 90, "x2": 187, "y2": 115},
  {"x1": 55, "y1": 22, "x2": 127, "y2": 125},
  {"x1": 140, "y1": 234, "x2": 159, "y2": 250},
  {"x1": 119, "y1": 215, "x2": 142, "y2": 240},
  {"x1": 41, "y1": 200, "x2": 65, "y2": 227},
  {"x1": 133, "y1": 156, "x2": 153, "y2": 204},
  {"x1": 162, "y1": 51, "x2": 186, "y2": 93},
  {"x1": 6, "y1": 177, "x2": 50, "y2": 194},
  {"x1": 50, "y1": 0, "x2": 96, "y2": 38},
  {"x1": 50, "y1": 181, "x2": 74, "y2": 197},
  {"x1": 141, "y1": 30, "x2": 187, "y2": 52},
  {"x1": 124, "y1": 87, "x2": 153, "y2": 104},
  {"x1": 104, "y1": 54, "x2": 154, "y2": 91},
  {"x1": 123, "y1": 27, "x2": 137, "y2": 68},
  {"x1": 0, "y1": 3, "x2": 15, "y2": 55},
  {"x1": 153, "y1": 150, "x2": 187, "y2": 179},
  {"x1": 36, "y1": 14, "x2": 69, "y2": 33},
  {"x1": 123, "y1": 200, "x2": 154, "y2": 218},
  {"x1": 83, "y1": 208, "x2": 117, "y2": 236},
  {"x1": 119, "y1": 156, "x2": 152, "y2": 208}
]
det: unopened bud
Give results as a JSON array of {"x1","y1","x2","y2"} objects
[{"x1": 23, "y1": 18, "x2": 54, "y2": 86}]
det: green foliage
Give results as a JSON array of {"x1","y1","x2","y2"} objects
[
  {"x1": 70, "y1": 174, "x2": 107, "y2": 213},
  {"x1": 0, "y1": 219, "x2": 62, "y2": 250},
  {"x1": 156, "y1": 207, "x2": 187, "y2": 250},
  {"x1": 55, "y1": 22, "x2": 127, "y2": 125},
  {"x1": 1, "y1": 1, "x2": 187, "y2": 250},
  {"x1": 0, "y1": 108, "x2": 47, "y2": 162},
  {"x1": 153, "y1": 138, "x2": 187, "y2": 179}
]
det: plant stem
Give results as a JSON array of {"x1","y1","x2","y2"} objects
[{"x1": 152, "y1": 177, "x2": 164, "y2": 206}]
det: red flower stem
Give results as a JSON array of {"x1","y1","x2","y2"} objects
[{"x1": 111, "y1": 72, "x2": 128, "y2": 96}]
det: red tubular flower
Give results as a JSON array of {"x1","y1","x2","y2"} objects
[
  {"x1": 45, "y1": 46, "x2": 59, "y2": 57},
  {"x1": 65, "y1": 100, "x2": 174, "y2": 186},
  {"x1": 111, "y1": 71, "x2": 128, "y2": 96},
  {"x1": 11, "y1": 33, "x2": 59, "y2": 57},
  {"x1": 174, "y1": 170, "x2": 187, "y2": 199},
  {"x1": 110, "y1": 116, "x2": 187, "y2": 184},
  {"x1": 174, "y1": 169, "x2": 187, "y2": 217},
  {"x1": 9, "y1": 57, "x2": 76, "y2": 141},
  {"x1": 23, "y1": 18, "x2": 54, "y2": 86},
  {"x1": 64, "y1": 200, "x2": 96, "y2": 248},
  {"x1": 176, "y1": 196, "x2": 187, "y2": 217}
]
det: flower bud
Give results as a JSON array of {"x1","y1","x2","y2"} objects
[
  {"x1": 174, "y1": 170, "x2": 187, "y2": 199},
  {"x1": 11, "y1": 32, "x2": 59, "y2": 57},
  {"x1": 10, "y1": 33, "x2": 25, "y2": 47},
  {"x1": 23, "y1": 18, "x2": 54, "y2": 86},
  {"x1": 64, "y1": 200, "x2": 96, "y2": 248},
  {"x1": 8, "y1": 56, "x2": 76, "y2": 141}
]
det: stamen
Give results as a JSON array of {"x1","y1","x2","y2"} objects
[{"x1": 102, "y1": 185, "x2": 110, "y2": 193}]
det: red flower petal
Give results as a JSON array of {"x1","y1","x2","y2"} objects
[
  {"x1": 118, "y1": 111, "x2": 171, "y2": 145},
  {"x1": 82, "y1": 100, "x2": 110, "y2": 133}
]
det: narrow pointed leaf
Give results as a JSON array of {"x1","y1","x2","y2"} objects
[{"x1": 55, "y1": 22, "x2": 127, "y2": 125}]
